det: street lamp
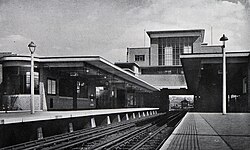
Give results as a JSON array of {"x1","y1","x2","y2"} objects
[
  {"x1": 220, "y1": 34, "x2": 228, "y2": 115},
  {"x1": 28, "y1": 41, "x2": 36, "y2": 114}
]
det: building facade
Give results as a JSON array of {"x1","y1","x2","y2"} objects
[
  {"x1": 126, "y1": 29, "x2": 206, "y2": 111},
  {"x1": 126, "y1": 29, "x2": 250, "y2": 112},
  {"x1": 127, "y1": 29, "x2": 205, "y2": 90}
]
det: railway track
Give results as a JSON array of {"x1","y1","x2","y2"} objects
[
  {"x1": 0, "y1": 112, "x2": 163, "y2": 150},
  {"x1": 1, "y1": 111, "x2": 185, "y2": 150},
  {"x1": 91, "y1": 111, "x2": 186, "y2": 150}
]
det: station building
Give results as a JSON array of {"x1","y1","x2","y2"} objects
[
  {"x1": 126, "y1": 29, "x2": 250, "y2": 112},
  {"x1": 0, "y1": 55, "x2": 158, "y2": 111},
  {"x1": 126, "y1": 29, "x2": 205, "y2": 111},
  {"x1": 1, "y1": 29, "x2": 249, "y2": 113}
]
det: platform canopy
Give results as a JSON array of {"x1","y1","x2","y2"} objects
[
  {"x1": 0, "y1": 55, "x2": 159, "y2": 92},
  {"x1": 180, "y1": 52, "x2": 249, "y2": 94}
]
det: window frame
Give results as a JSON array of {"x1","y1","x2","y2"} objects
[
  {"x1": 135, "y1": 55, "x2": 145, "y2": 61},
  {"x1": 47, "y1": 78, "x2": 57, "y2": 95}
]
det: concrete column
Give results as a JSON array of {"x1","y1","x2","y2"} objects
[
  {"x1": 73, "y1": 80, "x2": 77, "y2": 110},
  {"x1": 117, "y1": 114, "x2": 121, "y2": 122},
  {"x1": 91, "y1": 117, "x2": 96, "y2": 128},
  {"x1": 138, "y1": 112, "x2": 141, "y2": 118},
  {"x1": 132, "y1": 113, "x2": 136, "y2": 119},
  {"x1": 143, "y1": 112, "x2": 145, "y2": 117},
  {"x1": 126, "y1": 113, "x2": 129, "y2": 120},
  {"x1": 69, "y1": 123, "x2": 73, "y2": 133},
  {"x1": 37, "y1": 127, "x2": 43, "y2": 140},
  {"x1": 146, "y1": 111, "x2": 149, "y2": 116},
  {"x1": 107, "y1": 116, "x2": 111, "y2": 125}
]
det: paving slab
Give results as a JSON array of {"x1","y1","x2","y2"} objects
[{"x1": 160, "y1": 112, "x2": 250, "y2": 150}]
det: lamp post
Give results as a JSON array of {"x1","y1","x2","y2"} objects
[
  {"x1": 28, "y1": 41, "x2": 36, "y2": 114},
  {"x1": 220, "y1": 34, "x2": 228, "y2": 115}
]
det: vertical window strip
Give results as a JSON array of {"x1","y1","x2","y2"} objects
[
  {"x1": 51, "y1": 80, "x2": 56, "y2": 94},
  {"x1": 159, "y1": 37, "x2": 194, "y2": 66},
  {"x1": 48, "y1": 79, "x2": 56, "y2": 95},
  {"x1": 48, "y1": 79, "x2": 52, "y2": 94}
]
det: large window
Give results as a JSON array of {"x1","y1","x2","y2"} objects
[
  {"x1": 3, "y1": 67, "x2": 39, "y2": 94},
  {"x1": 158, "y1": 37, "x2": 194, "y2": 66},
  {"x1": 135, "y1": 55, "x2": 145, "y2": 61},
  {"x1": 25, "y1": 72, "x2": 39, "y2": 94},
  {"x1": 47, "y1": 78, "x2": 56, "y2": 95}
]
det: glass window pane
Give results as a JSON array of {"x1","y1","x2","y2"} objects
[
  {"x1": 48, "y1": 79, "x2": 51, "y2": 94},
  {"x1": 52, "y1": 80, "x2": 56, "y2": 94}
]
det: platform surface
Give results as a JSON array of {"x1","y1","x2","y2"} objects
[
  {"x1": 160, "y1": 112, "x2": 250, "y2": 150},
  {"x1": 0, "y1": 108, "x2": 158, "y2": 124}
]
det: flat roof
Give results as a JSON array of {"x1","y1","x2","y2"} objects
[
  {"x1": 139, "y1": 74, "x2": 187, "y2": 90},
  {"x1": 180, "y1": 51, "x2": 250, "y2": 93},
  {"x1": 114, "y1": 62, "x2": 140, "y2": 68},
  {"x1": 180, "y1": 51, "x2": 250, "y2": 59},
  {"x1": 146, "y1": 29, "x2": 205, "y2": 42},
  {"x1": 127, "y1": 47, "x2": 150, "y2": 49},
  {"x1": 0, "y1": 55, "x2": 159, "y2": 92},
  {"x1": 147, "y1": 29, "x2": 205, "y2": 35}
]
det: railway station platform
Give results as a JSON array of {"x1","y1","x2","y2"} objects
[
  {"x1": 160, "y1": 112, "x2": 250, "y2": 150},
  {"x1": 0, "y1": 108, "x2": 159, "y2": 148},
  {"x1": 0, "y1": 108, "x2": 158, "y2": 124}
]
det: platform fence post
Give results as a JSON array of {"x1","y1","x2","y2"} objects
[
  {"x1": 69, "y1": 123, "x2": 73, "y2": 133},
  {"x1": 37, "y1": 127, "x2": 43, "y2": 140},
  {"x1": 107, "y1": 116, "x2": 111, "y2": 125},
  {"x1": 91, "y1": 117, "x2": 96, "y2": 128},
  {"x1": 117, "y1": 114, "x2": 121, "y2": 122},
  {"x1": 126, "y1": 113, "x2": 129, "y2": 120}
]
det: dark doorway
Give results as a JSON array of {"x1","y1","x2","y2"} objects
[{"x1": 117, "y1": 89, "x2": 125, "y2": 108}]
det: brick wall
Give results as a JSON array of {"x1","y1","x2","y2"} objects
[{"x1": 2, "y1": 94, "x2": 41, "y2": 110}]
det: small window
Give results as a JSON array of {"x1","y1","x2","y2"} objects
[
  {"x1": 48, "y1": 79, "x2": 56, "y2": 95},
  {"x1": 135, "y1": 55, "x2": 145, "y2": 61}
]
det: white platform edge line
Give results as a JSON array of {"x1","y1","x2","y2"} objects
[
  {"x1": 0, "y1": 108, "x2": 159, "y2": 124},
  {"x1": 159, "y1": 112, "x2": 190, "y2": 150}
]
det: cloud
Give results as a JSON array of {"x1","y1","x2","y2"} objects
[
  {"x1": 6, "y1": 35, "x2": 29, "y2": 42},
  {"x1": 0, "y1": 0, "x2": 249, "y2": 62}
]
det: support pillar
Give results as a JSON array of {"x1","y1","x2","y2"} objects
[{"x1": 73, "y1": 80, "x2": 77, "y2": 110}]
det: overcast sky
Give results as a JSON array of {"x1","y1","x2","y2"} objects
[{"x1": 0, "y1": 0, "x2": 249, "y2": 62}]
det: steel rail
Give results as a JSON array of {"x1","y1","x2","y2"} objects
[
  {"x1": 96, "y1": 111, "x2": 186, "y2": 150},
  {"x1": 1, "y1": 113, "x2": 163, "y2": 150},
  {"x1": 129, "y1": 111, "x2": 186, "y2": 150}
]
